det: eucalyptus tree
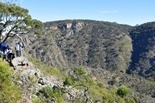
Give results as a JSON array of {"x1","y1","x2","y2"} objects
[{"x1": 0, "y1": 1, "x2": 42, "y2": 42}]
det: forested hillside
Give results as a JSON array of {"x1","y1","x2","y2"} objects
[
  {"x1": 2, "y1": 19, "x2": 155, "y2": 102},
  {"x1": 128, "y1": 22, "x2": 155, "y2": 79},
  {"x1": 1, "y1": 0, "x2": 155, "y2": 102},
  {"x1": 25, "y1": 20, "x2": 155, "y2": 80},
  {"x1": 28, "y1": 20, "x2": 132, "y2": 71},
  {"x1": 16, "y1": 20, "x2": 155, "y2": 102}
]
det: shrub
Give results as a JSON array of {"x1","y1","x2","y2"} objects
[
  {"x1": 117, "y1": 85, "x2": 131, "y2": 97},
  {"x1": 97, "y1": 82, "x2": 104, "y2": 88},
  {"x1": 0, "y1": 59, "x2": 21, "y2": 103},
  {"x1": 32, "y1": 96, "x2": 43, "y2": 103},
  {"x1": 63, "y1": 76, "x2": 75, "y2": 86},
  {"x1": 37, "y1": 86, "x2": 63, "y2": 103},
  {"x1": 38, "y1": 86, "x2": 54, "y2": 99},
  {"x1": 73, "y1": 66, "x2": 86, "y2": 76}
]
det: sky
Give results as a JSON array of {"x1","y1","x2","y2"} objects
[{"x1": 17, "y1": 0, "x2": 155, "y2": 26}]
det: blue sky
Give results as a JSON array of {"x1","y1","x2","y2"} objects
[{"x1": 19, "y1": 0, "x2": 155, "y2": 26}]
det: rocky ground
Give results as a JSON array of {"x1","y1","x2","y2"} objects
[{"x1": 11, "y1": 56, "x2": 77, "y2": 103}]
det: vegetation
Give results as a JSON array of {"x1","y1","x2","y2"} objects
[
  {"x1": 28, "y1": 20, "x2": 155, "y2": 102},
  {"x1": 38, "y1": 20, "x2": 133, "y2": 73},
  {"x1": 117, "y1": 85, "x2": 131, "y2": 97},
  {"x1": 5, "y1": 19, "x2": 154, "y2": 102},
  {"x1": 36, "y1": 86, "x2": 63, "y2": 103},
  {"x1": 63, "y1": 66, "x2": 136, "y2": 103},
  {"x1": 128, "y1": 22, "x2": 155, "y2": 79},
  {"x1": 0, "y1": 1, "x2": 42, "y2": 42},
  {"x1": 63, "y1": 76, "x2": 75, "y2": 86},
  {"x1": 0, "y1": 0, "x2": 155, "y2": 102},
  {"x1": 0, "y1": 59, "x2": 21, "y2": 103},
  {"x1": 43, "y1": 20, "x2": 155, "y2": 80},
  {"x1": 28, "y1": 57, "x2": 65, "y2": 79}
]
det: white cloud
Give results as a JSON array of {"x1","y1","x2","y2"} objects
[{"x1": 101, "y1": 10, "x2": 119, "y2": 14}]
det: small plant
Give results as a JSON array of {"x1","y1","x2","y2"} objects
[
  {"x1": 63, "y1": 76, "x2": 75, "y2": 86},
  {"x1": 37, "y1": 86, "x2": 63, "y2": 103},
  {"x1": 97, "y1": 82, "x2": 104, "y2": 88},
  {"x1": 37, "y1": 86, "x2": 54, "y2": 99},
  {"x1": 32, "y1": 96, "x2": 43, "y2": 103},
  {"x1": 73, "y1": 66, "x2": 86, "y2": 76},
  {"x1": 117, "y1": 85, "x2": 131, "y2": 97}
]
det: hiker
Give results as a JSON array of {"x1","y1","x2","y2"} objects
[
  {"x1": 6, "y1": 47, "x2": 15, "y2": 63},
  {"x1": 3, "y1": 46, "x2": 9, "y2": 61},
  {"x1": 0, "y1": 42, "x2": 8, "y2": 53},
  {"x1": 0, "y1": 42, "x2": 8, "y2": 61},
  {"x1": 15, "y1": 42, "x2": 21, "y2": 57},
  {"x1": 15, "y1": 41, "x2": 24, "y2": 57},
  {"x1": 19, "y1": 41, "x2": 24, "y2": 56}
]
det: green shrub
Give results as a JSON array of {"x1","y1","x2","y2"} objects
[
  {"x1": 73, "y1": 66, "x2": 86, "y2": 76},
  {"x1": 32, "y1": 96, "x2": 43, "y2": 103},
  {"x1": 117, "y1": 85, "x2": 131, "y2": 97},
  {"x1": 38, "y1": 86, "x2": 54, "y2": 99},
  {"x1": 127, "y1": 97, "x2": 137, "y2": 103},
  {"x1": 97, "y1": 82, "x2": 104, "y2": 88},
  {"x1": 0, "y1": 59, "x2": 21, "y2": 103},
  {"x1": 37, "y1": 86, "x2": 63, "y2": 103},
  {"x1": 63, "y1": 76, "x2": 75, "y2": 86}
]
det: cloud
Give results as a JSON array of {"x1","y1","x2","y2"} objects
[{"x1": 101, "y1": 10, "x2": 119, "y2": 14}]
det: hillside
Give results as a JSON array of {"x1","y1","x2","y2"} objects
[
  {"x1": 0, "y1": 56, "x2": 140, "y2": 103},
  {"x1": 27, "y1": 20, "x2": 132, "y2": 72},
  {"x1": 128, "y1": 22, "x2": 155, "y2": 79},
  {"x1": 23, "y1": 20, "x2": 155, "y2": 80},
  {"x1": 6, "y1": 20, "x2": 155, "y2": 102}
]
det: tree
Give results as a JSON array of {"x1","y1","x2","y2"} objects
[{"x1": 0, "y1": 1, "x2": 42, "y2": 42}]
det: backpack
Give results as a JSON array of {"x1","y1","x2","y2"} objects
[{"x1": 0, "y1": 42, "x2": 8, "y2": 52}]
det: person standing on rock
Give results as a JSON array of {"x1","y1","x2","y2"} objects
[
  {"x1": 15, "y1": 42, "x2": 21, "y2": 57},
  {"x1": 6, "y1": 47, "x2": 15, "y2": 66},
  {"x1": 19, "y1": 41, "x2": 24, "y2": 56}
]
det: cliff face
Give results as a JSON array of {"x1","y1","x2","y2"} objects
[{"x1": 23, "y1": 20, "x2": 155, "y2": 79}]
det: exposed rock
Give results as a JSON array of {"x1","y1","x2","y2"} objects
[{"x1": 12, "y1": 56, "x2": 63, "y2": 102}]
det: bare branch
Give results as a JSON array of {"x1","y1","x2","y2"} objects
[{"x1": 2, "y1": 25, "x2": 17, "y2": 42}]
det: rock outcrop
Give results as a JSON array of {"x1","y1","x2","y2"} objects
[
  {"x1": 12, "y1": 56, "x2": 63, "y2": 102},
  {"x1": 11, "y1": 56, "x2": 86, "y2": 103}
]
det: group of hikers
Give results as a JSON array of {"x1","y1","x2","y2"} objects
[{"x1": 0, "y1": 41, "x2": 24, "y2": 66}]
